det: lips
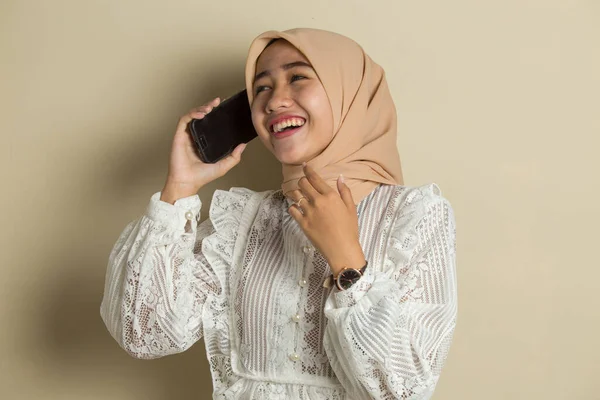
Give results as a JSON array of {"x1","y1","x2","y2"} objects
[{"x1": 271, "y1": 124, "x2": 303, "y2": 139}]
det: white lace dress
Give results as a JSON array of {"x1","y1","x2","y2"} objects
[{"x1": 100, "y1": 183, "x2": 457, "y2": 399}]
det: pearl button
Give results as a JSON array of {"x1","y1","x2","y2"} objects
[
  {"x1": 289, "y1": 353, "x2": 300, "y2": 362},
  {"x1": 299, "y1": 279, "x2": 307, "y2": 287},
  {"x1": 291, "y1": 314, "x2": 301, "y2": 323},
  {"x1": 302, "y1": 245, "x2": 312, "y2": 254},
  {"x1": 184, "y1": 211, "x2": 194, "y2": 221}
]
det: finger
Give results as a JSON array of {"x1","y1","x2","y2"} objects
[
  {"x1": 287, "y1": 189, "x2": 305, "y2": 203},
  {"x1": 176, "y1": 114, "x2": 195, "y2": 133},
  {"x1": 303, "y1": 163, "x2": 331, "y2": 195},
  {"x1": 192, "y1": 97, "x2": 221, "y2": 113},
  {"x1": 190, "y1": 104, "x2": 214, "y2": 115},
  {"x1": 176, "y1": 110, "x2": 208, "y2": 133},
  {"x1": 287, "y1": 189, "x2": 313, "y2": 215},
  {"x1": 288, "y1": 204, "x2": 305, "y2": 221},
  {"x1": 181, "y1": 97, "x2": 222, "y2": 127},
  {"x1": 232, "y1": 142, "x2": 247, "y2": 159},
  {"x1": 189, "y1": 109, "x2": 209, "y2": 118},
  {"x1": 297, "y1": 176, "x2": 319, "y2": 201},
  {"x1": 337, "y1": 174, "x2": 355, "y2": 209},
  {"x1": 214, "y1": 143, "x2": 246, "y2": 174}
]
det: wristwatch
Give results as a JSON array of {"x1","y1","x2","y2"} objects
[{"x1": 323, "y1": 261, "x2": 368, "y2": 291}]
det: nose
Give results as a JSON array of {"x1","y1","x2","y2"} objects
[{"x1": 265, "y1": 86, "x2": 293, "y2": 113}]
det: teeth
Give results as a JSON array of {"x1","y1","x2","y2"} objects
[{"x1": 273, "y1": 118, "x2": 305, "y2": 133}]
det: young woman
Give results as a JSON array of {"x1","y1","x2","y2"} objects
[{"x1": 101, "y1": 28, "x2": 457, "y2": 400}]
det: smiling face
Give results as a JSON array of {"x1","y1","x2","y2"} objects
[{"x1": 250, "y1": 40, "x2": 334, "y2": 165}]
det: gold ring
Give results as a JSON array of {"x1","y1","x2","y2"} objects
[{"x1": 296, "y1": 197, "x2": 307, "y2": 208}]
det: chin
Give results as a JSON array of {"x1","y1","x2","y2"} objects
[
  {"x1": 269, "y1": 139, "x2": 305, "y2": 165},
  {"x1": 274, "y1": 151, "x2": 305, "y2": 165}
]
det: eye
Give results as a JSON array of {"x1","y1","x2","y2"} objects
[
  {"x1": 255, "y1": 85, "x2": 269, "y2": 95},
  {"x1": 291, "y1": 74, "x2": 306, "y2": 83}
]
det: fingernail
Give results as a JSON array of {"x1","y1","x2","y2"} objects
[{"x1": 339, "y1": 174, "x2": 345, "y2": 183}]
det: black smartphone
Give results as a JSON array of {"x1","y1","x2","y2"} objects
[{"x1": 188, "y1": 89, "x2": 258, "y2": 163}]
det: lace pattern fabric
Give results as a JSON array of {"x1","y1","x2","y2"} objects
[
  {"x1": 100, "y1": 183, "x2": 457, "y2": 399},
  {"x1": 323, "y1": 185, "x2": 457, "y2": 399}
]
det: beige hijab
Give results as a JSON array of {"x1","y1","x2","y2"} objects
[{"x1": 244, "y1": 28, "x2": 404, "y2": 205}]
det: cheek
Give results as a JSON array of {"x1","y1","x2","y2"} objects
[
  {"x1": 251, "y1": 103, "x2": 267, "y2": 133},
  {"x1": 305, "y1": 89, "x2": 333, "y2": 133},
  {"x1": 250, "y1": 103, "x2": 275, "y2": 150}
]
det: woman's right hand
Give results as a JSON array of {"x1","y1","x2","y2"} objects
[{"x1": 160, "y1": 97, "x2": 247, "y2": 204}]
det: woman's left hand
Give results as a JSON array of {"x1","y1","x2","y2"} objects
[{"x1": 288, "y1": 164, "x2": 366, "y2": 276}]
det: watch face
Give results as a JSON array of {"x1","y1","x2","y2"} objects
[{"x1": 337, "y1": 269, "x2": 362, "y2": 290}]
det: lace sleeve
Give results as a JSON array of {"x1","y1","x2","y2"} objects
[
  {"x1": 323, "y1": 185, "x2": 458, "y2": 399},
  {"x1": 100, "y1": 188, "x2": 251, "y2": 359}
]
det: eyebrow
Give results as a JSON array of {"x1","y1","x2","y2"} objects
[{"x1": 254, "y1": 61, "x2": 313, "y2": 82}]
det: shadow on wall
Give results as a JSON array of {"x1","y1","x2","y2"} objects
[
  {"x1": 38, "y1": 266, "x2": 213, "y2": 399},
  {"x1": 34, "y1": 55, "x2": 281, "y2": 398}
]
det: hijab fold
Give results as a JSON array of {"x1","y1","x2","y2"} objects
[{"x1": 245, "y1": 28, "x2": 404, "y2": 205}]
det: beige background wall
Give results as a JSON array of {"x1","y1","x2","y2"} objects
[{"x1": 1, "y1": 0, "x2": 598, "y2": 399}]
